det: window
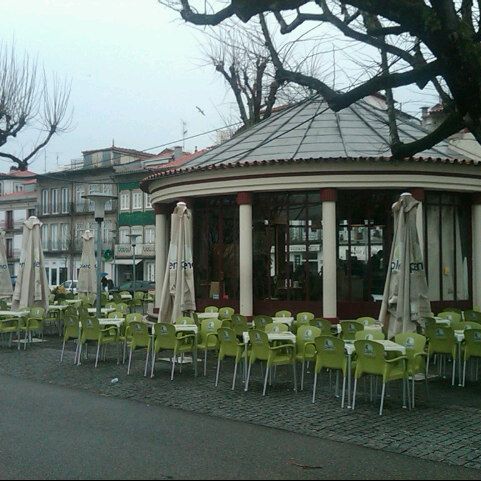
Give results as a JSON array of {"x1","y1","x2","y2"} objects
[
  {"x1": 6, "y1": 238, "x2": 13, "y2": 258},
  {"x1": 14, "y1": 184, "x2": 23, "y2": 192},
  {"x1": 41, "y1": 224, "x2": 49, "y2": 250},
  {"x1": 119, "y1": 227, "x2": 130, "y2": 244},
  {"x1": 120, "y1": 192, "x2": 130, "y2": 211},
  {"x1": 5, "y1": 211, "x2": 13, "y2": 230},
  {"x1": 425, "y1": 193, "x2": 470, "y2": 301},
  {"x1": 51, "y1": 189, "x2": 59, "y2": 214},
  {"x1": 61, "y1": 188, "x2": 69, "y2": 214},
  {"x1": 145, "y1": 193, "x2": 152, "y2": 209},
  {"x1": 75, "y1": 186, "x2": 85, "y2": 213},
  {"x1": 132, "y1": 191, "x2": 143, "y2": 210},
  {"x1": 27, "y1": 208, "x2": 35, "y2": 218},
  {"x1": 252, "y1": 193, "x2": 322, "y2": 302},
  {"x1": 145, "y1": 261, "x2": 155, "y2": 282},
  {"x1": 194, "y1": 196, "x2": 239, "y2": 301},
  {"x1": 51, "y1": 268, "x2": 58, "y2": 286},
  {"x1": 42, "y1": 190, "x2": 49, "y2": 214},
  {"x1": 131, "y1": 226, "x2": 143, "y2": 244},
  {"x1": 51, "y1": 224, "x2": 58, "y2": 250},
  {"x1": 60, "y1": 223, "x2": 69, "y2": 250},
  {"x1": 145, "y1": 226, "x2": 155, "y2": 244},
  {"x1": 103, "y1": 184, "x2": 114, "y2": 211}
]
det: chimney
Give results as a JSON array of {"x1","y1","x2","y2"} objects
[
  {"x1": 173, "y1": 145, "x2": 183, "y2": 159},
  {"x1": 421, "y1": 107, "x2": 429, "y2": 120}
]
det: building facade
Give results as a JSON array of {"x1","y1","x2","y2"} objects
[
  {"x1": 0, "y1": 169, "x2": 38, "y2": 279},
  {"x1": 142, "y1": 95, "x2": 481, "y2": 320}
]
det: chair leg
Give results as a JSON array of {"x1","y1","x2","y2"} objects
[
  {"x1": 245, "y1": 362, "x2": 252, "y2": 392},
  {"x1": 452, "y1": 356, "x2": 456, "y2": 386},
  {"x1": 379, "y1": 382, "x2": 386, "y2": 416},
  {"x1": 352, "y1": 378, "x2": 358, "y2": 410},
  {"x1": 463, "y1": 357, "x2": 467, "y2": 387},
  {"x1": 301, "y1": 362, "x2": 305, "y2": 391},
  {"x1": 150, "y1": 351, "x2": 157, "y2": 378},
  {"x1": 60, "y1": 339, "x2": 66, "y2": 363},
  {"x1": 262, "y1": 365, "x2": 270, "y2": 396},
  {"x1": 293, "y1": 361, "x2": 298, "y2": 392},
  {"x1": 95, "y1": 342, "x2": 101, "y2": 368},
  {"x1": 232, "y1": 361, "x2": 238, "y2": 390},
  {"x1": 341, "y1": 374, "x2": 347, "y2": 408},
  {"x1": 412, "y1": 376, "x2": 416, "y2": 409},
  {"x1": 215, "y1": 357, "x2": 221, "y2": 387},
  {"x1": 77, "y1": 342, "x2": 83, "y2": 366},
  {"x1": 204, "y1": 350, "x2": 208, "y2": 376},
  {"x1": 127, "y1": 348, "x2": 133, "y2": 375},
  {"x1": 312, "y1": 372, "x2": 318, "y2": 404},
  {"x1": 171, "y1": 350, "x2": 177, "y2": 381}
]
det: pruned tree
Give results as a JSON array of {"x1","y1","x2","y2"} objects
[
  {"x1": 0, "y1": 43, "x2": 71, "y2": 171},
  {"x1": 159, "y1": 1, "x2": 481, "y2": 158}
]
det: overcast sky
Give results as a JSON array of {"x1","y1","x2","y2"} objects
[
  {"x1": 0, "y1": 0, "x2": 439, "y2": 173},
  {"x1": 0, "y1": 0, "x2": 235, "y2": 172}
]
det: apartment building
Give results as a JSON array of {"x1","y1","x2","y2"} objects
[
  {"x1": 0, "y1": 169, "x2": 38, "y2": 278},
  {"x1": 37, "y1": 146, "x2": 156, "y2": 286}
]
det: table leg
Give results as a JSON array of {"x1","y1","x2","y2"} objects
[
  {"x1": 244, "y1": 343, "x2": 248, "y2": 384},
  {"x1": 458, "y1": 341, "x2": 463, "y2": 387},
  {"x1": 193, "y1": 335, "x2": 198, "y2": 377}
]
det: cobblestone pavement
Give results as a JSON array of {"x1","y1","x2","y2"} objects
[{"x1": 2, "y1": 337, "x2": 481, "y2": 471}]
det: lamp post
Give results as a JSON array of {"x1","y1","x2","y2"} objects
[
  {"x1": 82, "y1": 193, "x2": 118, "y2": 319},
  {"x1": 126, "y1": 233, "x2": 141, "y2": 292},
  {"x1": 110, "y1": 229, "x2": 117, "y2": 288}
]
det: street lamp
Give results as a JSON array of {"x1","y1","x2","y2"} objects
[
  {"x1": 110, "y1": 229, "x2": 117, "y2": 288},
  {"x1": 126, "y1": 233, "x2": 141, "y2": 292},
  {"x1": 82, "y1": 193, "x2": 118, "y2": 319}
]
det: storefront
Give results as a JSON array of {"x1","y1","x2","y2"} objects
[{"x1": 142, "y1": 95, "x2": 481, "y2": 320}]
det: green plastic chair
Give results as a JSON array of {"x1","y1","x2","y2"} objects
[
  {"x1": 20, "y1": 307, "x2": 45, "y2": 349},
  {"x1": 60, "y1": 316, "x2": 80, "y2": 364},
  {"x1": 421, "y1": 317, "x2": 436, "y2": 333},
  {"x1": 463, "y1": 310, "x2": 481, "y2": 323},
  {"x1": 111, "y1": 292, "x2": 122, "y2": 303},
  {"x1": 105, "y1": 302, "x2": 117, "y2": 310},
  {"x1": 292, "y1": 311, "x2": 314, "y2": 334},
  {"x1": 437, "y1": 311, "x2": 462, "y2": 323},
  {"x1": 462, "y1": 329, "x2": 481, "y2": 386},
  {"x1": 108, "y1": 311, "x2": 124, "y2": 320},
  {"x1": 218, "y1": 307, "x2": 235, "y2": 320},
  {"x1": 129, "y1": 292, "x2": 144, "y2": 313},
  {"x1": 265, "y1": 323, "x2": 289, "y2": 334},
  {"x1": 310, "y1": 318, "x2": 333, "y2": 335},
  {"x1": 197, "y1": 318, "x2": 223, "y2": 376},
  {"x1": 149, "y1": 322, "x2": 197, "y2": 380},
  {"x1": 441, "y1": 307, "x2": 462, "y2": 314},
  {"x1": 126, "y1": 313, "x2": 143, "y2": 323},
  {"x1": 340, "y1": 320, "x2": 364, "y2": 341},
  {"x1": 204, "y1": 306, "x2": 219, "y2": 313},
  {"x1": 253, "y1": 315, "x2": 273, "y2": 331},
  {"x1": 215, "y1": 327, "x2": 246, "y2": 390},
  {"x1": 451, "y1": 321, "x2": 481, "y2": 331},
  {"x1": 0, "y1": 299, "x2": 7, "y2": 310},
  {"x1": 116, "y1": 302, "x2": 130, "y2": 315},
  {"x1": 0, "y1": 316, "x2": 20, "y2": 348},
  {"x1": 230, "y1": 314, "x2": 249, "y2": 337},
  {"x1": 425, "y1": 324, "x2": 457, "y2": 385},
  {"x1": 77, "y1": 317, "x2": 120, "y2": 367},
  {"x1": 357, "y1": 316, "x2": 377, "y2": 326},
  {"x1": 77, "y1": 306, "x2": 91, "y2": 321},
  {"x1": 126, "y1": 321, "x2": 150, "y2": 375},
  {"x1": 245, "y1": 329, "x2": 297, "y2": 396},
  {"x1": 295, "y1": 325, "x2": 321, "y2": 390},
  {"x1": 394, "y1": 332, "x2": 428, "y2": 408},
  {"x1": 274, "y1": 310, "x2": 291, "y2": 318},
  {"x1": 221, "y1": 319, "x2": 232, "y2": 329},
  {"x1": 355, "y1": 330, "x2": 385, "y2": 341},
  {"x1": 312, "y1": 336, "x2": 348, "y2": 406},
  {"x1": 352, "y1": 340, "x2": 409, "y2": 416}
]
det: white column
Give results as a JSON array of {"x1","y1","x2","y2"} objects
[
  {"x1": 321, "y1": 189, "x2": 337, "y2": 320},
  {"x1": 154, "y1": 204, "x2": 168, "y2": 310},
  {"x1": 237, "y1": 192, "x2": 253, "y2": 316},
  {"x1": 472, "y1": 202, "x2": 481, "y2": 309}
]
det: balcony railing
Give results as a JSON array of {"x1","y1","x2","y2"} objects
[
  {"x1": 37, "y1": 200, "x2": 118, "y2": 216},
  {"x1": 114, "y1": 243, "x2": 155, "y2": 258}
]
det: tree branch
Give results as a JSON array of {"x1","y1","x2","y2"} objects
[{"x1": 274, "y1": 9, "x2": 326, "y2": 34}]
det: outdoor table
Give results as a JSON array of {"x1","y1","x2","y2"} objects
[
  {"x1": 87, "y1": 307, "x2": 116, "y2": 315},
  {"x1": 98, "y1": 318, "x2": 125, "y2": 324},
  {"x1": 64, "y1": 299, "x2": 82, "y2": 305},
  {"x1": 271, "y1": 317, "x2": 294, "y2": 327},
  {"x1": 242, "y1": 331, "x2": 296, "y2": 382},
  {"x1": 196, "y1": 312, "x2": 220, "y2": 319},
  {"x1": 121, "y1": 295, "x2": 133, "y2": 301},
  {"x1": 48, "y1": 305, "x2": 69, "y2": 311},
  {"x1": 343, "y1": 339, "x2": 406, "y2": 409},
  {"x1": 0, "y1": 310, "x2": 29, "y2": 318}
]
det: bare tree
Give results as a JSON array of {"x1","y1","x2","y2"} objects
[
  {"x1": 0, "y1": 43, "x2": 71, "y2": 171},
  {"x1": 159, "y1": 0, "x2": 481, "y2": 158}
]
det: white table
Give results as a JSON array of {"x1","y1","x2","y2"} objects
[
  {"x1": 0, "y1": 310, "x2": 29, "y2": 318},
  {"x1": 88, "y1": 308, "x2": 116, "y2": 315},
  {"x1": 434, "y1": 317, "x2": 452, "y2": 326},
  {"x1": 98, "y1": 318, "x2": 125, "y2": 324},
  {"x1": 48, "y1": 305, "x2": 69, "y2": 311},
  {"x1": 121, "y1": 295, "x2": 133, "y2": 301},
  {"x1": 64, "y1": 299, "x2": 82, "y2": 305},
  {"x1": 271, "y1": 317, "x2": 294, "y2": 327},
  {"x1": 197, "y1": 312, "x2": 220, "y2": 319}
]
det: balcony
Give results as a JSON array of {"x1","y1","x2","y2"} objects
[
  {"x1": 37, "y1": 200, "x2": 118, "y2": 217},
  {"x1": 114, "y1": 243, "x2": 155, "y2": 258}
]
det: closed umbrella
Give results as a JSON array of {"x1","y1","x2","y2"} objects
[
  {"x1": 0, "y1": 230, "x2": 13, "y2": 299},
  {"x1": 379, "y1": 193, "x2": 431, "y2": 338},
  {"x1": 12, "y1": 216, "x2": 49, "y2": 311},
  {"x1": 158, "y1": 202, "x2": 196, "y2": 323},
  {"x1": 78, "y1": 230, "x2": 97, "y2": 294}
]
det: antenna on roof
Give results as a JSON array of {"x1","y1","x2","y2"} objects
[
  {"x1": 181, "y1": 120, "x2": 188, "y2": 150},
  {"x1": 112, "y1": 139, "x2": 115, "y2": 148}
]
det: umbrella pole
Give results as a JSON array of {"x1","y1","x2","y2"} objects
[{"x1": 96, "y1": 218, "x2": 103, "y2": 319}]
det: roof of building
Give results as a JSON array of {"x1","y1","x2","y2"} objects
[
  {"x1": 141, "y1": 95, "x2": 481, "y2": 186},
  {"x1": 81, "y1": 146, "x2": 157, "y2": 158}
]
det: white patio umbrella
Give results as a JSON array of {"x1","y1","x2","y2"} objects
[
  {"x1": 379, "y1": 193, "x2": 431, "y2": 338},
  {"x1": 11, "y1": 216, "x2": 49, "y2": 311},
  {"x1": 158, "y1": 202, "x2": 196, "y2": 323},
  {"x1": 0, "y1": 230, "x2": 13, "y2": 299},
  {"x1": 77, "y1": 230, "x2": 97, "y2": 294}
]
